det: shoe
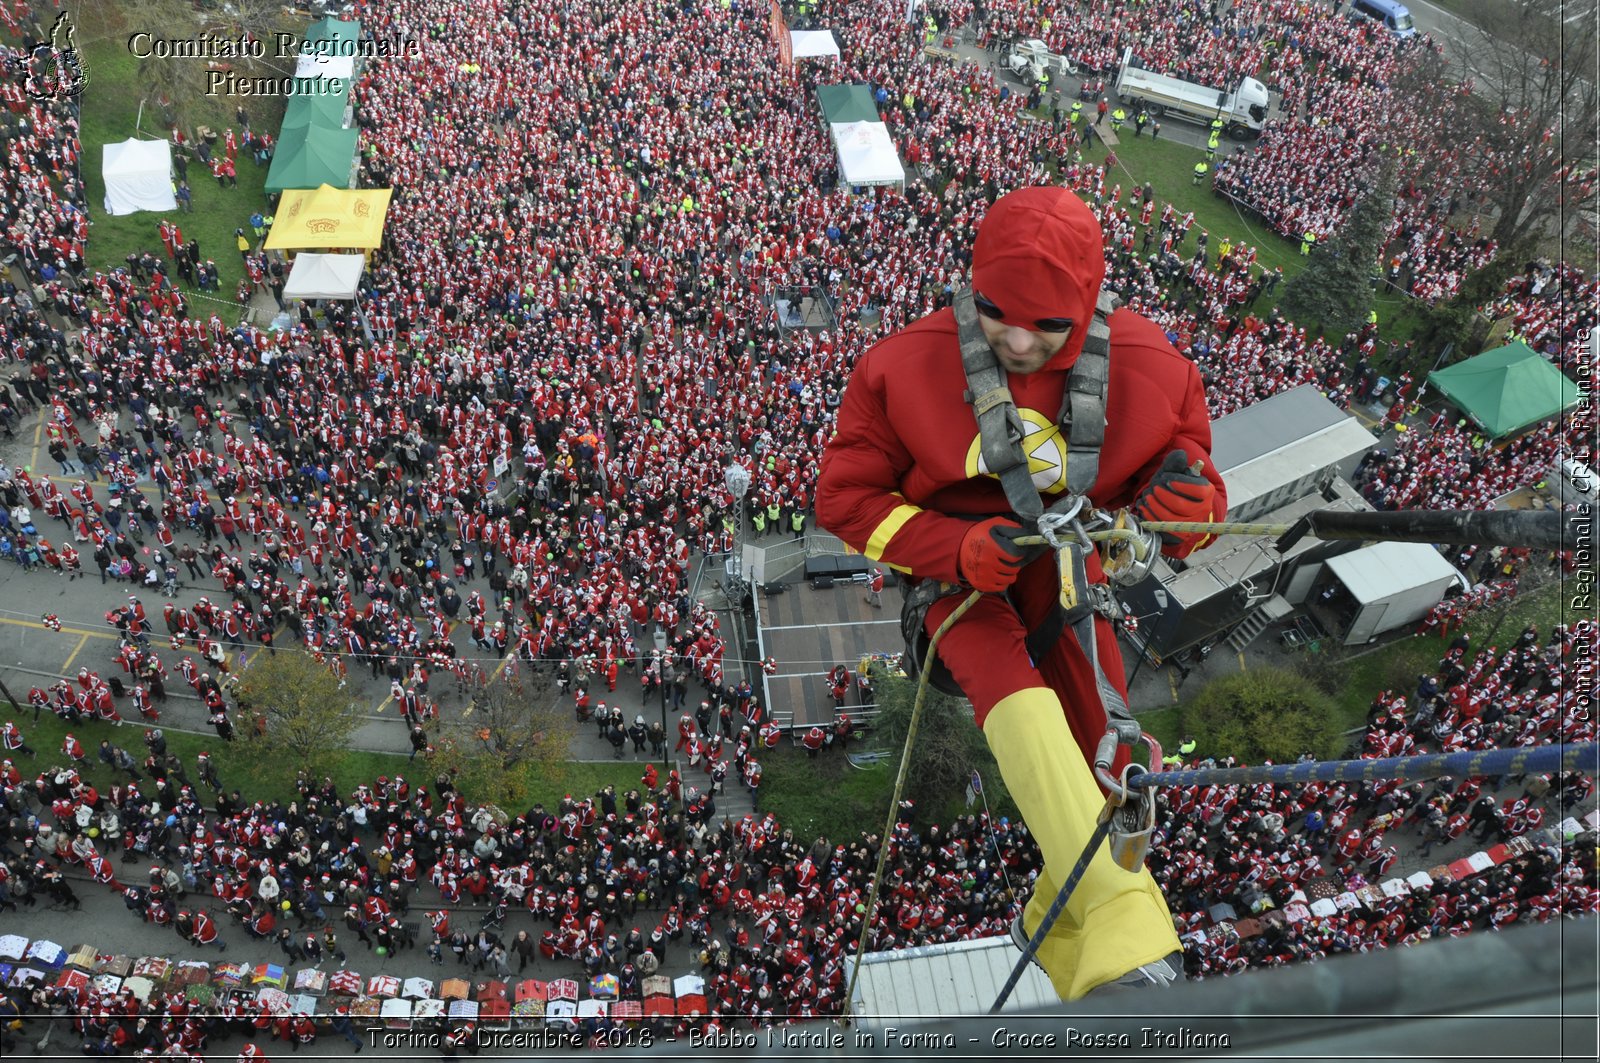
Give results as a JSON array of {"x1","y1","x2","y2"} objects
[
  {"x1": 1008, "y1": 913, "x2": 1044, "y2": 973},
  {"x1": 1088, "y1": 951, "x2": 1183, "y2": 995}
]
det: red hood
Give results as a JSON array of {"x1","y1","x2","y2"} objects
[{"x1": 971, "y1": 186, "x2": 1107, "y2": 371}]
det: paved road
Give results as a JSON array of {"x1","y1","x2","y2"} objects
[
  {"x1": 939, "y1": 30, "x2": 1232, "y2": 154},
  {"x1": 0, "y1": 400, "x2": 761, "y2": 768}
]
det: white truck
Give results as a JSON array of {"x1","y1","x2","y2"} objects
[
  {"x1": 1002, "y1": 37, "x2": 1076, "y2": 85},
  {"x1": 1113, "y1": 47, "x2": 1269, "y2": 139}
]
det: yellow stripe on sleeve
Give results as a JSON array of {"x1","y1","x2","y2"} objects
[{"x1": 864, "y1": 497, "x2": 921, "y2": 567}]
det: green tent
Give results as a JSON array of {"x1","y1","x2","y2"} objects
[
  {"x1": 816, "y1": 83, "x2": 881, "y2": 125},
  {"x1": 280, "y1": 91, "x2": 348, "y2": 131},
  {"x1": 1426, "y1": 340, "x2": 1582, "y2": 438},
  {"x1": 265, "y1": 125, "x2": 359, "y2": 193}
]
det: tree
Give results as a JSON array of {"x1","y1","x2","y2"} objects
[
  {"x1": 117, "y1": 0, "x2": 291, "y2": 128},
  {"x1": 872, "y1": 674, "x2": 1016, "y2": 821},
  {"x1": 1280, "y1": 156, "x2": 1397, "y2": 338},
  {"x1": 1181, "y1": 666, "x2": 1342, "y2": 764},
  {"x1": 427, "y1": 670, "x2": 576, "y2": 808},
  {"x1": 233, "y1": 651, "x2": 358, "y2": 780},
  {"x1": 1408, "y1": 237, "x2": 1531, "y2": 371},
  {"x1": 1422, "y1": 0, "x2": 1598, "y2": 247}
]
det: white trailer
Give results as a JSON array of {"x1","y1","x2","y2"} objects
[{"x1": 1113, "y1": 47, "x2": 1269, "y2": 139}]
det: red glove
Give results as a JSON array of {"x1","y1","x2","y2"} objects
[
  {"x1": 1134, "y1": 450, "x2": 1217, "y2": 545},
  {"x1": 957, "y1": 517, "x2": 1028, "y2": 592}
]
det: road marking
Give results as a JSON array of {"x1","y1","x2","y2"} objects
[
  {"x1": 0, "y1": 615, "x2": 119, "y2": 640},
  {"x1": 1169, "y1": 670, "x2": 1180, "y2": 703},
  {"x1": 1237, "y1": 650, "x2": 1248, "y2": 672},
  {"x1": 29, "y1": 417, "x2": 44, "y2": 470},
  {"x1": 60, "y1": 634, "x2": 90, "y2": 672},
  {"x1": 762, "y1": 619, "x2": 901, "y2": 631}
]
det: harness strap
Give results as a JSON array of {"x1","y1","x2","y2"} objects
[
  {"x1": 1063, "y1": 294, "x2": 1117, "y2": 496},
  {"x1": 955, "y1": 290, "x2": 1041, "y2": 523},
  {"x1": 950, "y1": 287, "x2": 1133, "y2": 723}
]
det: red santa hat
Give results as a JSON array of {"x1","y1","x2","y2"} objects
[{"x1": 970, "y1": 186, "x2": 1107, "y2": 365}]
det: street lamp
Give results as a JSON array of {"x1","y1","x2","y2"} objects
[
  {"x1": 1127, "y1": 588, "x2": 1170, "y2": 688},
  {"x1": 723, "y1": 462, "x2": 753, "y2": 587},
  {"x1": 654, "y1": 628, "x2": 670, "y2": 768}
]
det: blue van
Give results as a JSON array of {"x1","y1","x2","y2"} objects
[{"x1": 1350, "y1": 0, "x2": 1417, "y2": 38}]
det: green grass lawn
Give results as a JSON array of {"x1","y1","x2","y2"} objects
[
  {"x1": 760, "y1": 744, "x2": 900, "y2": 843},
  {"x1": 68, "y1": 0, "x2": 286, "y2": 311},
  {"x1": 5, "y1": 688, "x2": 645, "y2": 809},
  {"x1": 760, "y1": 731, "x2": 1023, "y2": 841},
  {"x1": 1068, "y1": 126, "x2": 1424, "y2": 343},
  {"x1": 1078, "y1": 133, "x2": 1306, "y2": 276}
]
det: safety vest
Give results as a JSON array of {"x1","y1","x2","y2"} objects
[
  {"x1": 767, "y1": 502, "x2": 781, "y2": 524},
  {"x1": 791, "y1": 512, "x2": 806, "y2": 533},
  {"x1": 1178, "y1": 738, "x2": 1197, "y2": 756},
  {"x1": 751, "y1": 511, "x2": 766, "y2": 533},
  {"x1": 1193, "y1": 162, "x2": 1209, "y2": 179}
]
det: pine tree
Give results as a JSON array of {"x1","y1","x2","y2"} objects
[{"x1": 1280, "y1": 155, "x2": 1397, "y2": 338}]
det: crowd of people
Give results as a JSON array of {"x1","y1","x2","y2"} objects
[
  {"x1": 0, "y1": 612, "x2": 1591, "y2": 1047},
  {"x1": 1162, "y1": 621, "x2": 1595, "y2": 977},
  {"x1": 0, "y1": 0, "x2": 1595, "y2": 1047}
]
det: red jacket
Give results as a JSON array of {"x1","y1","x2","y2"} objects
[{"x1": 815, "y1": 305, "x2": 1225, "y2": 579}]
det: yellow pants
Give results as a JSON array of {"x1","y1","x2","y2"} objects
[{"x1": 984, "y1": 686, "x2": 1181, "y2": 999}]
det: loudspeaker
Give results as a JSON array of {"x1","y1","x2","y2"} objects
[
  {"x1": 834, "y1": 556, "x2": 871, "y2": 580},
  {"x1": 804, "y1": 556, "x2": 839, "y2": 579}
]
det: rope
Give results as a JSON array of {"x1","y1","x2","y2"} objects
[
  {"x1": 989, "y1": 740, "x2": 1596, "y2": 1012},
  {"x1": 989, "y1": 815, "x2": 1112, "y2": 1013},
  {"x1": 976, "y1": 770, "x2": 1017, "y2": 901},
  {"x1": 1133, "y1": 742, "x2": 1598, "y2": 791},
  {"x1": 839, "y1": 589, "x2": 981, "y2": 1025}
]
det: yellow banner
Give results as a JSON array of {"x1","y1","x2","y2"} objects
[{"x1": 264, "y1": 184, "x2": 392, "y2": 250}]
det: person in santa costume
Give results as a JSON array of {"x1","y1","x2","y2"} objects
[{"x1": 817, "y1": 186, "x2": 1224, "y2": 1000}]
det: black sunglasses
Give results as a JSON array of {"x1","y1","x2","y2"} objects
[{"x1": 974, "y1": 293, "x2": 1074, "y2": 334}]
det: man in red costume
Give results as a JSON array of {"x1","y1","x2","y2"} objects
[{"x1": 816, "y1": 186, "x2": 1224, "y2": 999}]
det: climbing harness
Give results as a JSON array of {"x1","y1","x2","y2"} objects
[{"x1": 898, "y1": 286, "x2": 1140, "y2": 712}]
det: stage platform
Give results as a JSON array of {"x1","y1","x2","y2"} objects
[{"x1": 757, "y1": 574, "x2": 906, "y2": 729}]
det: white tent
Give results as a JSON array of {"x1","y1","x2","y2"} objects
[
  {"x1": 102, "y1": 138, "x2": 175, "y2": 216},
  {"x1": 830, "y1": 121, "x2": 905, "y2": 187},
  {"x1": 790, "y1": 30, "x2": 841, "y2": 60},
  {"x1": 282, "y1": 253, "x2": 365, "y2": 301},
  {"x1": 294, "y1": 51, "x2": 356, "y2": 79},
  {"x1": 1324, "y1": 541, "x2": 1463, "y2": 645}
]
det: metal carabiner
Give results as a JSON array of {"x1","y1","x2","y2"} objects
[
  {"x1": 1100, "y1": 763, "x2": 1160, "y2": 873},
  {"x1": 1092, "y1": 721, "x2": 1165, "y2": 873},
  {"x1": 1033, "y1": 496, "x2": 1086, "y2": 551}
]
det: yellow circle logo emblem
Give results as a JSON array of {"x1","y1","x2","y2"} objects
[{"x1": 964, "y1": 408, "x2": 1069, "y2": 495}]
